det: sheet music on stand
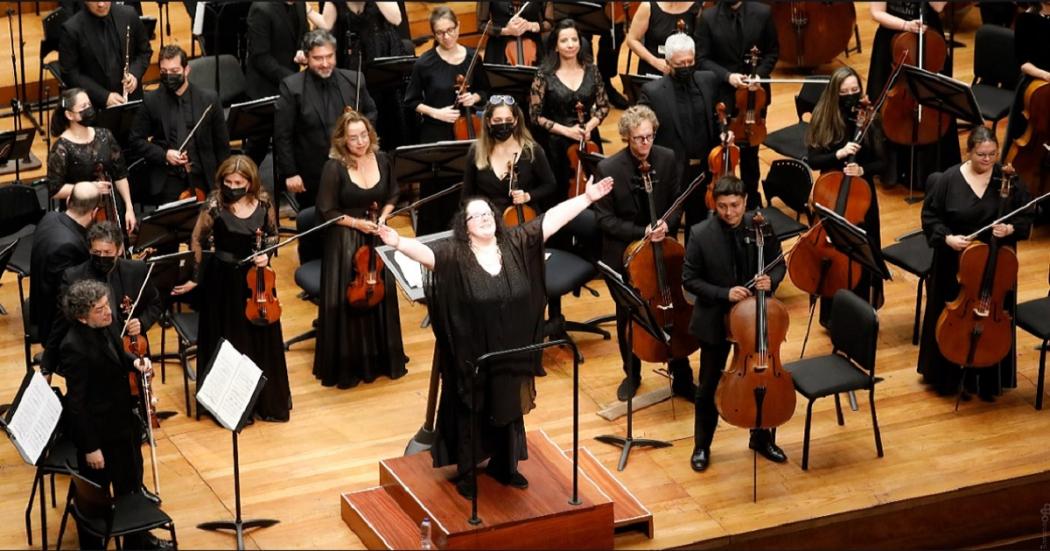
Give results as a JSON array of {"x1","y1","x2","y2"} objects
[
  {"x1": 2, "y1": 371, "x2": 62, "y2": 465},
  {"x1": 196, "y1": 339, "x2": 266, "y2": 432},
  {"x1": 376, "y1": 230, "x2": 452, "y2": 302}
]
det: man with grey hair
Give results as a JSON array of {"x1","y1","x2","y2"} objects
[
  {"x1": 639, "y1": 32, "x2": 721, "y2": 237},
  {"x1": 275, "y1": 28, "x2": 378, "y2": 210}
]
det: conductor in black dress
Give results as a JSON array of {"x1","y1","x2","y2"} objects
[
  {"x1": 275, "y1": 29, "x2": 378, "y2": 211},
  {"x1": 59, "y1": 1, "x2": 153, "y2": 108},
  {"x1": 682, "y1": 175, "x2": 786, "y2": 472}
]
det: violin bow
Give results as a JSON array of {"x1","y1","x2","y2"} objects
[
  {"x1": 743, "y1": 218, "x2": 825, "y2": 290},
  {"x1": 238, "y1": 215, "x2": 348, "y2": 265},
  {"x1": 119, "y1": 262, "x2": 156, "y2": 339},
  {"x1": 387, "y1": 182, "x2": 464, "y2": 218},
  {"x1": 511, "y1": 1, "x2": 530, "y2": 20},
  {"x1": 622, "y1": 172, "x2": 706, "y2": 266},
  {"x1": 965, "y1": 191, "x2": 1050, "y2": 241}
]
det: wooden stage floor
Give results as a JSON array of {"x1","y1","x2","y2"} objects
[{"x1": 1, "y1": 3, "x2": 1049, "y2": 549}]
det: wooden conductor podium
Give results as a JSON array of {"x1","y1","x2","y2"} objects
[{"x1": 341, "y1": 430, "x2": 653, "y2": 549}]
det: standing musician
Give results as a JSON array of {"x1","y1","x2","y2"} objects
[
  {"x1": 59, "y1": 1, "x2": 152, "y2": 108},
  {"x1": 47, "y1": 88, "x2": 136, "y2": 232},
  {"x1": 638, "y1": 33, "x2": 720, "y2": 236},
  {"x1": 565, "y1": 2, "x2": 630, "y2": 109},
  {"x1": 626, "y1": 1, "x2": 704, "y2": 77},
  {"x1": 694, "y1": 0, "x2": 778, "y2": 211},
  {"x1": 376, "y1": 176, "x2": 614, "y2": 499},
  {"x1": 1002, "y1": 3, "x2": 1050, "y2": 172},
  {"x1": 918, "y1": 128, "x2": 1031, "y2": 401},
  {"x1": 593, "y1": 105, "x2": 691, "y2": 402},
  {"x1": 462, "y1": 96, "x2": 557, "y2": 213},
  {"x1": 529, "y1": 19, "x2": 610, "y2": 195},
  {"x1": 171, "y1": 156, "x2": 291, "y2": 423},
  {"x1": 245, "y1": 1, "x2": 308, "y2": 101},
  {"x1": 805, "y1": 66, "x2": 887, "y2": 315},
  {"x1": 477, "y1": 1, "x2": 553, "y2": 67},
  {"x1": 129, "y1": 45, "x2": 231, "y2": 208},
  {"x1": 314, "y1": 110, "x2": 407, "y2": 390},
  {"x1": 682, "y1": 175, "x2": 786, "y2": 472},
  {"x1": 60, "y1": 280, "x2": 171, "y2": 550},
  {"x1": 275, "y1": 29, "x2": 378, "y2": 211}
]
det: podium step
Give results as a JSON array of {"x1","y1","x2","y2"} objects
[
  {"x1": 564, "y1": 446, "x2": 654, "y2": 537},
  {"x1": 341, "y1": 487, "x2": 420, "y2": 550}
]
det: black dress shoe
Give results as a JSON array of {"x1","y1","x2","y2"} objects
[
  {"x1": 455, "y1": 477, "x2": 476, "y2": 499},
  {"x1": 749, "y1": 439, "x2": 788, "y2": 463},
  {"x1": 486, "y1": 469, "x2": 529, "y2": 489},
  {"x1": 141, "y1": 486, "x2": 161, "y2": 505},
  {"x1": 617, "y1": 375, "x2": 641, "y2": 401},
  {"x1": 690, "y1": 448, "x2": 710, "y2": 472}
]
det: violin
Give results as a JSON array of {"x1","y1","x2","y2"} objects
[
  {"x1": 934, "y1": 165, "x2": 1018, "y2": 368},
  {"x1": 504, "y1": 1, "x2": 538, "y2": 67},
  {"x1": 245, "y1": 228, "x2": 281, "y2": 325},
  {"x1": 706, "y1": 102, "x2": 740, "y2": 210},
  {"x1": 501, "y1": 154, "x2": 537, "y2": 227},
  {"x1": 716, "y1": 212, "x2": 795, "y2": 430},
  {"x1": 121, "y1": 292, "x2": 162, "y2": 496},
  {"x1": 728, "y1": 47, "x2": 768, "y2": 147},
  {"x1": 771, "y1": 1, "x2": 857, "y2": 69},
  {"x1": 453, "y1": 20, "x2": 493, "y2": 140},
  {"x1": 179, "y1": 186, "x2": 207, "y2": 202},
  {"x1": 881, "y1": 11, "x2": 950, "y2": 145},
  {"x1": 566, "y1": 100, "x2": 601, "y2": 198},
  {"x1": 623, "y1": 160, "x2": 699, "y2": 363},
  {"x1": 1004, "y1": 79, "x2": 1050, "y2": 197},
  {"x1": 346, "y1": 202, "x2": 386, "y2": 309},
  {"x1": 788, "y1": 98, "x2": 876, "y2": 298}
]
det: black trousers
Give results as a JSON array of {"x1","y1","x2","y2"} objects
[
  {"x1": 739, "y1": 144, "x2": 761, "y2": 211},
  {"x1": 694, "y1": 341, "x2": 773, "y2": 450},
  {"x1": 76, "y1": 438, "x2": 148, "y2": 549},
  {"x1": 615, "y1": 302, "x2": 691, "y2": 379}
]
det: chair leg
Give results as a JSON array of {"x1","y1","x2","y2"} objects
[
  {"x1": 912, "y1": 279, "x2": 924, "y2": 346},
  {"x1": 160, "y1": 321, "x2": 168, "y2": 384},
  {"x1": 55, "y1": 500, "x2": 70, "y2": 551},
  {"x1": 802, "y1": 401, "x2": 815, "y2": 471},
  {"x1": 25, "y1": 471, "x2": 40, "y2": 547},
  {"x1": 180, "y1": 342, "x2": 191, "y2": 417},
  {"x1": 169, "y1": 522, "x2": 178, "y2": 550},
  {"x1": 50, "y1": 472, "x2": 57, "y2": 506},
  {"x1": 833, "y1": 394, "x2": 845, "y2": 426},
  {"x1": 1037, "y1": 341, "x2": 1047, "y2": 411},
  {"x1": 869, "y1": 387, "x2": 884, "y2": 458}
]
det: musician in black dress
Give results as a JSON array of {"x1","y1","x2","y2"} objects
[
  {"x1": 593, "y1": 105, "x2": 691, "y2": 401},
  {"x1": 377, "y1": 174, "x2": 613, "y2": 499},
  {"x1": 59, "y1": 0, "x2": 152, "y2": 108},
  {"x1": 530, "y1": 19, "x2": 610, "y2": 198},
  {"x1": 626, "y1": 1, "x2": 703, "y2": 76},
  {"x1": 172, "y1": 155, "x2": 291, "y2": 423},
  {"x1": 477, "y1": 1, "x2": 553, "y2": 67},
  {"x1": 462, "y1": 96, "x2": 556, "y2": 214},
  {"x1": 1002, "y1": 3, "x2": 1050, "y2": 167},
  {"x1": 694, "y1": 0, "x2": 778, "y2": 211},
  {"x1": 919, "y1": 127, "x2": 1031, "y2": 400},
  {"x1": 683, "y1": 175, "x2": 786, "y2": 472},
  {"x1": 47, "y1": 88, "x2": 136, "y2": 232},
  {"x1": 314, "y1": 109, "x2": 407, "y2": 389}
]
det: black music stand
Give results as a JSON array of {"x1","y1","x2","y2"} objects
[
  {"x1": 484, "y1": 64, "x2": 538, "y2": 111},
  {"x1": 594, "y1": 261, "x2": 673, "y2": 471},
  {"x1": 620, "y1": 73, "x2": 661, "y2": 105},
  {"x1": 96, "y1": 99, "x2": 143, "y2": 146},
  {"x1": 363, "y1": 55, "x2": 416, "y2": 91},
  {"x1": 552, "y1": 2, "x2": 610, "y2": 35},
  {"x1": 393, "y1": 141, "x2": 473, "y2": 232},
  {"x1": 136, "y1": 198, "x2": 201, "y2": 252},
  {"x1": 0, "y1": 128, "x2": 38, "y2": 182},
  {"x1": 227, "y1": 95, "x2": 277, "y2": 142},
  {"x1": 812, "y1": 203, "x2": 891, "y2": 305}
]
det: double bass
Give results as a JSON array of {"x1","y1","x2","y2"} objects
[
  {"x1": 881, "y1": 11, "x2": 950, "y2": 146},
  {"x1": 245, "y1": 228, "x2": 281, "y2": 325},
  {"x1": 771, "y1": 2, "x2": 857, "y2": 69},
  {"x1": 504, "y1": 1, "x2": 538, "y2": 67},
  {"x1": 501, "y1": 154, "x2": 537, "y2": 227},
  {"x1": 346, "y1": 202, "x2": 386, "y2": 309},
  {"x1": 1005, "y1": 79, "x2": 1050, "y2": 196},
  {"x1": 706, "y1": 102, "x2": 739, "y2": 210},
  {"x1": 566, "y1": 101, "x2": 601, "y2": 198},
  {"x1": 728, "y1": 47, "x2": 768, "y2": 148},
  {"x1": 453, "y1": 20, "x2": 494, "y2": 140}
]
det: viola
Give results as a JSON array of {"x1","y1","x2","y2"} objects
[
  {"x1": 566, "y1": 100, "x2": 601, "y2": 198},
  {"x1": 935, "y1": 165, "x2": 1018, "y2": 368},
  {"x1": 728, "y1": 47, "x2": 768, "y2": 147},
  {"x1": 501, "y1": 154, "x2": 537, "y2": 227},
  {"x1": 178, "y1": 183, "x2": 207, "y2": 202},
  {"x1": 771, "y1": 1, "x2": 857, "y2": 69},
  {"x1": 716, "y1": 212, "x2": 795, "y2": 430},
  {"x1": 453, "y1": 20, "x2": 493, "y2": 140},
  {"x1": 504, "y1": 1, "x2": 538, "y2": 67},
  {"x1": 705, "y1": 102, "x2": 740, "y2": 210},
  {"x1": 881, "y1": 15, "x2": 950, "y2": 146},
  {"x1": 346, "y1": 202, "x2": 386, "y2": 309},
  {"x1": 623, "y1": 160, "x2": 699, "y2": 363},
  {"x1": 121, "y1": 295, "x2": 158, "y2": 428},
  {"x1": 245, "y1": 228, "x2": 282, "y2": 325},
  {"x1": 1005, "y1": 79, "x2": 1050, "y2": 197}
]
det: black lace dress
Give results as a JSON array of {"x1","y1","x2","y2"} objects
[
  {"x1": 637, "y1": 2, "x2": 702, "y2": 76},
  {"x1": 46, "y1": 127, "x2": 128, "y2": 210}
]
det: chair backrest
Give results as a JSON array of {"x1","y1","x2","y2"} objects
[
  {"x1": 0, "y1": 184, "x2": 45, "y2": 238},
  {"x1": 973, "y1": 24, "x2": 1018, "y2": 88},
  {"x1": 762, "y1": 158, "x2": 812, "y2": 215},
  {"x1": 296, "y1": 207, "x2": 322, "y2": 264},
  {"x1": 794, "y1": 78, "x2": 828, "y2": 121},
  {"x1": 829, "y1": 289, "x2": 879, "y2": 374},
  {"x1": 187, "y1": 54, "x2": 247, "y2": 106},
  {"x1": 41, "y1": 8, "x2": 69, "y2": 55},
  {"x1": 69, "y1": 469, "x2": 115, "y2": 528}
]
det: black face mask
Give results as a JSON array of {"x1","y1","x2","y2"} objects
[
  {"x1": 221, "y1": 185, "x2": 248, "y2": 203},
  {"x1": 78, "y1": 106, "x2": 97, "y2": 126},
  {"x1": 161, "y1": 73, "x2": 185, "y2": 92},
  {"x1": 488, "y1": 122, "x2": 515, "y2": 142},
  {"x1": 91, "y1": 254, "x2": 116, "y2": 274},
  {"x1": 672, "y1": 65, "x2": 694, "y2": 83},
  {"x1": 838, "y1": 92, "x2": 862, "y2": 115}
]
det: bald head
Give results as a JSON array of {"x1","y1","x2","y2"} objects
[{"x1": 67, "y1": 182, "x2": 101, "y2": 216}]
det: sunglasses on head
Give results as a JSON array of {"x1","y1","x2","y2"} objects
[{"x1": 488, "y1": 95, "x2": 516, "y2": 106}]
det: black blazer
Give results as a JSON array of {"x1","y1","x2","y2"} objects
[
  {"x1": 129, "y1": 83, "x2": 231, "y2": 198},
  {"x1": 638, "y1": 71, "x2": 720, "y2": 165},
  {"x1": 274, "y1": 69, "x2": 378, "y2": 188},
  {"x1": 245, "y1": 1, "x2": 308, "y2": 99},
  {"x1": 593, "y1": 145, "x2": 682, "y2": 272},
  {"x1": 61, "y1": 321, "x2": 139, "y2": 454},
  {"x1": 694, "y1": 0, "x2": 779, "y2": 106},
  {"x1": 59, "y1": 4, "x2": 153, "y2": 107},
  {"x1": 30, "y1": 212, "x2": 89, "y2": 363},
  {"x1": 682, "y1": 211, "x2": 784, "y2": 344}
]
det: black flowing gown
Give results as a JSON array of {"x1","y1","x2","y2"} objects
[
  {"x1": 314, "y1": 153, "x2": 407, "y2": 388},
  {"x1": 461, "y1": 142, "x2": 557, "y2": 212},
  {"x1": 918, "y1": 164, "x2": 1031, "y2": 395},
  {"x1": 192, "y1": 196, "x2": 291, "y2": 422},
  {"x1": 426, "y1": 218, "x2": 547, "y2": 477}
]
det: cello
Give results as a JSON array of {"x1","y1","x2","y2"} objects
[
  {"x1": 504, "y1": 1, "x2": 538, "y2": 67},
  {"x1": 623, "y1": 161, "x2": 700, "y2": 363},
  {"x1": 880, "y1": 10, "x2": 950, "y2": 146},
  {"x1": 453, "y1": 20, "x2": 493, "y2": 140},
  {"x1": 934, "y1": 166, "x2": 1018, "y2": 369},
  {"x1": 346, "y1": 202, "x2": 386, "y2": 309},
  {"x1": 245, "y1": 228, "x2": 281, "y2": 325},
  {"x1": 728, "y1": 47, "x2": 768, "y2": 148},
  {"x1": 501, "y1": 154, "x2": 537, "y2": 227},
  {"x1": 566, "y1": 100, "x2": 601, "y2": 198},
  {"x1": 705, "y1": 102, "x2": 739, "y2": 210},
  {"x1": 1005, "y1": 79, "x2": 1050, "y2": 196},
  {"x1": 716, "y1": 212, "x2": 794, "y2": 432},
  {"x1": 771, "y1": 2, "x2": 857, "y2": 69}
]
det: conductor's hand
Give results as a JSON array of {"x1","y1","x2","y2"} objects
[
  {"x1": 432, "y1": 105, "x2": 461, "y2": 124},
  {"x1": 166, "y1": 149, "x2": 189, "y2": 166},
  {"x1": 754, "y1": 274, "x2": 772, "y2": 292},
  {"x1": 85, "y1": 449, "x2": 104, "y2": 470},
  {"x1": 126, "y1": 318, "x2": 142, "y2": 337},
  {"x1": 946, "y1": 234, "x2": 972, "y2": 252},
  {"x1": 106, "y1": 92, "x2": 126, "y2": 107},
  {"x1": 584, "y1": 176, "x2": 614, "y2": 202},
  {"x1": 286, "y1": 175, "x2": 305, "y2": 194},
  {"x1": 171, "y1": 280, "x2": 197, "y2": 295},
  {"x1": 728, "y1": 286, "x2": 752, "y2": 302},
  {"x1": 645, "y1": 220, "x2": 669, "y2": 242},
  {"x1": 843, "y1": 162, "x2": 864, "y2": 177},
  {"x1": 252, "y1": 254, "x2": 268, "y2": 267},
  {"x1": 377, "y1": 225, "x2": 401, "y2": 248},
  {"x1": 836, "y1": 141, "x2": 862, "y2": 160},
  {"x1": 992, "y1": 223, "x2": 1014, "y2": 238},
  {"x1": 134, "y1": 357, "x2": 152, "y2": 375}
]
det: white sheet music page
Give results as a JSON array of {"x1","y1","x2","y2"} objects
[
  {"x1": 6, "y1": 371, "x2": 62, "y2": 465},
  {"x1": 394, "y1": 251, "x2": 424, "y2": 288},
  {"x1": 196, "y1": 340, "x2": 262, "y2": 431}
]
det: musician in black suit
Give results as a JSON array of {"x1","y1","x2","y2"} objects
[
  {"x1": 60, "y1": 279, "x2": 170, "y2": 550},
  {"x1": 682, "y1": 175, "x2": 786, "y2": 472},
  {"x1": 275, "y1": 29, "x2": 378, "y2": 210},
  {"x1": 59, "y1": 1, "x2": 153, "y2": 108},
  {"x1": 593, "y1": 105, "x2": 692, "y2": 402},
  {"x1": 694, "y1": 0, "x2": 778, "y2": 210},
  {"x1": 639, "y1": 32, "x2": 720, "y2": 236},
  {"x1": 31, "y1": 183, "x2": 97, "y2": 375},
  {"x1": 129, "y1": 45, "x2": 231, "y2": 206},
  {"x1": 246, "y1": 0, "x2": 308, "y2": 100}
]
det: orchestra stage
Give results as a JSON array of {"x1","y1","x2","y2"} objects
[{"x1": 1, "y1": 2, "x2": 1049, "y2": 550}]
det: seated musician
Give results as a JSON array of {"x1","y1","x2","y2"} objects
[
  {"x1": 682, "y1": 175, "x2": 786, "y2": 472},
  {"x1": 60, "y1": 279, "x2": 171, "y2": 550},
  {"x1": 1002, "y1": 2, "x2": 1050, "y2": 178},
  {"x1": 462, "y1": 96, "x2": 557, "y2": 213},
  {"x1": 593, "y1": 105, "x2": 692, "y2": 402},
  {"x1": 129, "y1": 45, "x2": 230, "y2": 208},
  {"x1": 59, "y1": 0, "x2": 153, "y2": 108}
]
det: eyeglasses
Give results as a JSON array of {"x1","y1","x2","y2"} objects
[
  {"x1": 489, "y1": 95, "x2": 516, "y2": 106},
  {"x1": 466, "y1": 211, "x2": 494, "y2": 223},
  {"x1": 630, "y1": 134, "x2": 655, "y2": 144},
  {"x1": 433, "y1": 26, "x2": 458, "y2": 38}
]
